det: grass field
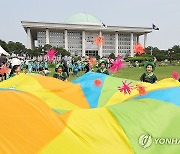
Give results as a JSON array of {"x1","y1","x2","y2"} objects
[{"x1": 48, "y1": 66, "x2": 180, "y2": 82}]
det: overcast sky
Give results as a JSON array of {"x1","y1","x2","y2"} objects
[{"x1": 0, "y1": 0, "x2": 179, "y2": 49}]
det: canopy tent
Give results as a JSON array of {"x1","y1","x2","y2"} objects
[{"x1": 0, "y1": 46, "x2": 10, "y2": 56}]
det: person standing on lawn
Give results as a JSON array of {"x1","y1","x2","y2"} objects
[
  {"x1": 96, "y1": 59, "x2": 109, "y2": 75},
  {"x1": 140, "y1": 61, "x2": 157, "y2": 84},
  {"x1": 53, "y1": 64, "x2": 67, "y2": 81}
]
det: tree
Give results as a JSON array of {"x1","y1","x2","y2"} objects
[
  {"x1": 96, "y1": 55, "x2": 100, "y2": 60},
  {"x1": 145, "y1": 46, "x2": 169, "y2": 61},
  {"x1": 109, "y1": 53, "x2": 115, "y2": 59},
  {"x1": 0, "y1": 39, "x2": 9, "y2": 52},
  {"x1": 55, "y1": 47, "x2": 70, "y2": 57},
  {"x1": 43, "y1": 44, "x2": 52, "y2": 52},
  {"x1": 32, "y1": 47, "x2": 41, "y2": 56},
  {"x1": 145, "y1": 46, "x2": 160, "y2": 56},
  {"x1": 7, "y1": 41, "x2": 26, "y2": 55},
  {"x1": 155, "y1": 53, "x2": 168, "y2": 61},
  {"x1": 25, "y1": 49, "x2": 33, "y2": 58},
  {"x1": 172, "y1": 45, "x2": 180, "y2": 53}
]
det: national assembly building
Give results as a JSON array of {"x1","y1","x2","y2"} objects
[{"x1": 21, "y1": 12, "x2": 152, "y2": 57}]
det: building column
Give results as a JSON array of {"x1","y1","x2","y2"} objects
[
  {"x1": 45, "y1": 28, "x2": 50, "y2": 45},
  {"x1": 64, "y1": 29, "x2": 68, "y2": 50},
  {"x1": 32, "y1": 38, "x2": 35, "y2": 49},
  {"x1": 144, "y1": 33, "x2": 147, "y2": 48},
  {"x1": 27, "y1": 28, "x2": 33, "y2": 49},
  {"x1": 137, "y1": 35, "x2": 139, "y2": 43},
  {"x1": 82, "y1": 30, "x2": 86, "y2": 57},
  {"x1": 130, "y1": 32, "x2": 134, "y2": 57},
  {"x1": 99, "y1": 31, "x2": 103, "y2": 57},
  {"x1": 115, "y1": 32, "x2": 118, "y2": 57}
]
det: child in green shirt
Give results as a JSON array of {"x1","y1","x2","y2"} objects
[
  {"x1": 96, "y1": 60, "x2": 109, "y2": 75},
  {"x1": 53, "y1": 64, "x2": 67, "y2": 81},
  {"x1": 140, "y1": 62, "x2": 157, "y2": 84}
]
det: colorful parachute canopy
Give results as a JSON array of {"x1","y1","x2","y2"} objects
[{"x1": 0, "y1": 72, "x2": 180, "y2": 154}]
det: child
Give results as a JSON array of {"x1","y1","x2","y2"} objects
[
  {"x1": 28, "y1": 61, "x2": 32, "y2": 73},
  {"x1": 44, "y1": 61, "x2": 48, "y2": 70},
  {"x1": 32, "y1": 61, "x2": 37, "y2": 72},
  {"x1": 39, "y1": 61, "x2": 43, "y2": 72},
  {"x1": 140, "y1": 61, "x2": 157, "y2": 84},
  {"x1": 53, "y1": 64, "x2": 67, "y2": 81},
  {"x1": 9, "y1": 65, "x2": 21, "y2": 78},
  {"x1": 96, "y1": 60, "x2": 109, "y2": 75},
  {"x1": 73, "y1": 63, "x2": 79, "y2": 76},
  {"x1": 85, "y1": 62, "x2": 90, "y2": 73},
  {"x1": 68, "y1": 62, "x2": 73, "y2": 72},
  {"x1": 43, "y1": 69, "x2": 50, "y2": 76},
  {"x1": 0, "y1": 62, "x2": 8, "y2": 81}
]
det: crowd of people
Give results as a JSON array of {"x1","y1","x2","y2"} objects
[
  {"x1": 0, "y1": 54, "x2": 180, "y2": 84},
  {"x1": 0, "y1": 55, "x2": 110, "y2": 82},
  {"x1": 0, "y1": 57, "x2": 50, "y2": 81},
  {"x1": 52, "y1": 57, "x2": 110, "y2": 81}
]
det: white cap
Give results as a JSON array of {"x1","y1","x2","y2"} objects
[{"x1": 11, "y1": 58, "x2": 21, "y2": 67}]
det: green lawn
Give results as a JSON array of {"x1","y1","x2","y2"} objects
[{"x1": 48, "y1": 66, "x2": 180, "y2": 82}]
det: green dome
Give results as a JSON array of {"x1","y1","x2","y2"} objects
[{"x1": 65, "y1": 12, "x2": 101, "y2": 25}]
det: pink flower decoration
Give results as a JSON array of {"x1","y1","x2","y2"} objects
[
  {"x1": 172, "y1": 71, "x2": 179, "y2": 80},
  {"x1": 109, "y1": 56, "x2": 125, "y2": 73},
  {"x1": 94, "y1": 79, "x2": 102, "y2": 87},
  {"x1": 118, "y1": 81, "x2": 133, "y2": 95},
  {"x1": 46, "y1": 49, "x2": 56, "y2": 62}
]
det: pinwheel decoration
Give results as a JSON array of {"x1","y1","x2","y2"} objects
[
  {"x1": 109, "y1": 56, "x2": 125, "y2": 73},
  {"x1": 134, "y1": 43, "x2": 145, "y2": 55},
  {"x1": 172, "y1": 71, "x2": 179, "y2": 80},
  {"x1": 46, "y1": 49, "x2": 56, "y2": 62},
  {"x1": 94, "y1": 35, "x2": 105, "y2": 46}
]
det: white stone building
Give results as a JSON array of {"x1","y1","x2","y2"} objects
[{"x1": 21, "y1": 12, "x2": 152, "y2": 57}]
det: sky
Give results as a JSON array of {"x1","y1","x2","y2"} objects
[{"x1": 0, "y1": 0, "x2": 179, "y2": 50}]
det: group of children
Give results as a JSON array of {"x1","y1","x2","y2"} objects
[
  {"x1": 67, "y1": 62, "x2": 86, "y2": 75},
  {"x1": 95, "y1": 60, "x2": 157, "y2": 84},
  {"x1": 0, "y1": 62, "x2": 21, "y2": 81},
  {"x1": 67, "y1": 61, "x2": 94, "y2": 77},
  {"x1": 0, "y1": 58, "x2": 51, "y2": 81},
  {"x1": 52, "y1": 59, "x2": 110, "y2": 81},
  {"x1": 25, "y1": 60, "x2": 49, "y2": 73},
  {"x1": 1, "y1": 56, "x2": 180, "y2": 84}
]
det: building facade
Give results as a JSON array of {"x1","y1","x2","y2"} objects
[{"x1": 21, "y1": 13, "x2": 152, "y2": 57}]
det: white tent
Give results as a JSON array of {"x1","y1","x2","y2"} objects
[{"x1": 0, "y1": 46, "x2": 10, "y2": 56}]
